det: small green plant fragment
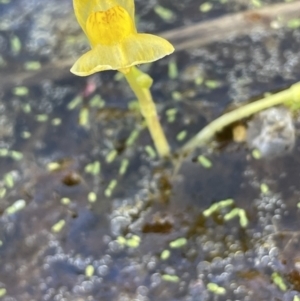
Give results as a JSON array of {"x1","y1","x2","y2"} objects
[
  {"x1": 10, "y1": 35, "x2": 21, "y2": 55},
  {"x1": 128, "y1": 100, "x2": 140, "y2": 111},
  {"x1": 0, "y1": 288, "x2": 6, "y2": 298},
  {"x1": 260, "y1": 183, "x2": 269, "y2": 194},
  {"x1": 252, "y1": 149, "x2": 261, "y2": 159},
  {"x1": 160, "y1": 250, "x2": 170, "y2": 260},
  {"x1": 224, "y1": 208, "x2": 249, "y2": 228},
  {"x1": 9, "y1": 151, "x2": 23, "y2": 161},
  {"x1": 22, "y1": 104, "x2": 31, "y2": 113},
  {"x1": 47, "y1": 162, "x2": 61, "y2": 171},
  {"x1": 119, "y1": 159, "x2": 129, "y2": 175},
  {"x1": 203, "y1": 199, "x2": 234, "y2": 217},
  {"x1": 36, "y1": 114, "x2": 48, "y2": 122},
  {"x1": 293, "y1": 296, "x2": 300, "y2": 301},
  {"x1": 85, "y1": 265, "x2": 95, "y2": 277},
  {"x1": 0, "y1": 187, "x2": 6, "y2": 198},
  {"x1": 106, "y1": 149, "x2": 118, "y2": 163},
  {"x1": 126, "y1": 235, "x2": 141, "y2": 248},
  {"x1": 224, "y1": 208, "x2": 240, "y2": 221},
  {"x1": 166, "y1": 108, "x2": 177, "y2": 123},
  {"x1": 205, "y1": 80, "x2": 220, "y2": 89},
  {"x1": 67, "y1": 96, "x2": 82, "y2": 110},
  {"x1": 52, "y1": 118, "x2": 62, "y2": 126},
  {"x1": 105, "y1": 179, "x2": 117, "y2": 197},
  {"x1": 88, "y1": 192, "x2": 97, "y2": 203},
  {"x1": 0, "y1": 148, "x2": 8, "y2": 156},
  {"x1": 52, "y1": 220, "x2": 66, "y2": 233},
  {"x1": 117, "y1": 236, "x2": 127, "y2": 246},
  {"x1": 199, "y1": 2, "x2": 213, "y2": 13},
  {"x1": 89, "y1": 95, "x2": 105, "y2": 108},
  {"x1": 126, "y1": 129, "x2": 140, "y2": 146},
  {"x1": 195, "y1": 76, "x2": 204, "y2": 85},
  {"x1": 251, "y1": 0, "x2": 262, "y2": 8},
  {"x1": 271, "y1": 272, "x2": 287, "y2": 291},
  {"x1": 287, "y1": 19, "x2": 300, "y2": 29},
  {"x1": 0, "y1": 55, "x2": 6, "y2": 67},
  {"x1": 61, "y1": 198, "x2": 71, "y2": 205},
  {"x1": 169, "y1": 237, "x2": 187, "y2": 248},
  {"x1": 197, "y1": 155, "x2": 212, "y2": 168},
  {"x1": 85, "y1": 161, "x2": 101, "y2": 175},
  {"x1": 144, "y1": 145, "x2": 156, "y2": 159},
  {"x1": 162, "y1": 274, "x2": 179, "y2": 282},
  {"x1": 13, "y1": 86, "x2": 28, "y2": 96},
  {"x1": 168, "y1": 60, "x2": 178, "y2": 79},
  {"x1": 21, "y1": 131, "x2": 31, "y2": 139},
  {"x1": 176, "y1": 130, "x2": 187, "y2": 141},
  {"x1": 79, "y1": 107, "x2": 89, "y2": 127},
  {"x1": 4, "y1": 173, "x2": 14, "y2": 188},
  {"x1": 207, "y1": 283, "x2": 226, "y2": 295},
  {"x1": 154, "y1": 5, "x2": 175, "y2": 22},
  {"x1": 5, "y1": 199, "x2": 26, "y2": 215},
  {"x1": 24, "y1": 61, "x2": 41, "y2": 70}
]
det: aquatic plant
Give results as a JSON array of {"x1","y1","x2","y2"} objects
[{"x1": 71, "y1": 0, "x2": 174, "y2": 157}]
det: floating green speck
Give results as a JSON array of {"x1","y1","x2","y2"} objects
[
  {"x1": 0, "y1": 288, "x2": 6, "y2": 298},
  {"x1": 4, "y1": 173, "x2": 14, "y2": 188},
  {"x1": 67, "y1": 96, "x2": 82, "y2": 110},
  {"x1": 168, "y1": 60, "x2": 178, "y2": 79},
  {"x1": 0, "y1": 148, "x2": 8, "y2": 156},
  {"x1": 260, "y1": 183, "x2": 269, "y2": 194},
  {"x1": 205, "y1": 80, "x2": 220, "y2": 89},
  {"x1": 128, "y1": 100, "x2": 139, "y2": 111},
  {"x1": 126, "y1": 129, "x2": 140, "y2": 146},
  {"x1": 89, "y1": 95, "x2": 105, "y2": 108},
  {"x1": 293, "y1": 296, "x2": 300, "y2": 301},
  {"x1": 21, "y1": 131, "x2": 31, "y2": 139},
  {"x1": 22, "y1": 103, "x2": 31, "y2": 113},
  {"x1": 10, "y1": 35, "x2": 21, "y2": 55},
  {"x1": 162, "y1": 274, "x2": 179, "y2": 282},
  {"x1": 169, "y1": 237, "x2": 187, "y2": 248},
  {"x1": 172, "y1": 91, "x2": 182, "y2": 101},
  {"x1": 5, "y1": 199, "x2": 26, "y2": 215},
  {"x1": 252, "y1": 149, "x2": 261, "y2": 160},
  {"x1": 85, "y1": 161, "x2": 101, "y2": 175},
  {"x1": 79, "y1": 107, "x2": 89, "y2": 128},
  {"x1": 199, "y1": 2, "x2": 213, "y2": 12},
  {"x1": 207, "y1": 283, "x2": 226, "y2": 295},
  {"x1": 85, "y1": 265, "x2": 95, "y2": 277},
  {"x1": 144, "y1": 145, "x2": 156, "y2": 159},
  {"x1": 238, "y1": 209, "x2": 248, "y2": 228},
  {"x1": 47, "y1": 162, "x2": 61, "y2": 171},
  {"x1": 154, "y1": 5, "x2": 175, "y2": 21},
  {"x1": 203, "y1": 199, "x2": 234, "y2": 217},
  {"x1": 119, "y1": 159, "x2": 129, "y2": 175},
  {"x1": 36, "y1": 114, "x2": 48, "y2": 122},
  {"x1": 61, "y1": 198, "x2": 71, "y2": 205},
  {"x1": 176, "y1": 130, "x2": 187, "y2": 141},
  {"x1": 117, "y1": 236, "x2": 127, "y2": 246},
  {"x1": 224, "y1": 208, "x2": 240, "y2": 221},
  {"x1": 195, "y1": 76, "x2": 204, "y2": 85},
  {"x1": 0, "y1": 187, "x2": 6, "y2": 198},
  {"x1": 52, "y1": 118, "x2": 62, "y2": 126},
  {"x1": 24, "y1": 61, "x2": 41, "y2": 70},
  {"x1": 126, "y1": 235, "x2": 141, "y2": 248},
  {"x1": 106, "y1": 149, "x2": 118, "y2": 163},
  {"x1": 160, "y1": 250, "x2": 170, "y2": 260},
  {"x1": 88, "y1": 192, "x2": 97, "y2": 203},
  {"x1": 251, "y1": 0, "x2": 262, "y2": 8},
  {"x1": 10, "y1": 151, "x2": 23, "y2": 161},
  {"x1": 51, "y1": 220, "x2": 66, "y2": 233},
  {"x1": 271, "y1": 272, "x2": 287, "y2": 291},
  {"x1": 104, "y1": 179, "x2": 117, "y2": 197},
  {"x1": 13, "y1": 86, "x2": 28, "y2": 96},
  {"x1": 197, "y1": 155, "x2": 212, "y2": 168},
  {"x1": 287, "y1": 19, "x2": 300, "y2": 29}
]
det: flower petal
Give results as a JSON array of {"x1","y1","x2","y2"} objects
[
  {"x1": 73, "y1": 0, "x2": 135, "y2": 36},
  {"x1": 70, "y1": 34, "x2": 174, "y2": 76}
]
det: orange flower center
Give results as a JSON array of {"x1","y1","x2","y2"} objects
[{"x1": 86, "y1": 5, "x2": 136, "y2": 47}]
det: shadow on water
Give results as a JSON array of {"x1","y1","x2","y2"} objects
[{"x1": 1, "y1": 0, "x2": 300, "y2": 300}]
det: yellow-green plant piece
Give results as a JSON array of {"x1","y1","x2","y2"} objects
[
  {"x1": 52, "y1": 118, "x2": 62, "y2": 126},
  {"x1": 79, "y1": 107, "x2": 89, "y2": 127},
  {"x1": 252, "y1": 149, "x2": 261, "y2": 160},
  {"x1": 162, "y1": 274, "x2": 179, "y2": 282},
  {"x1": 144, "y1": 145, "x2": 157, "y2": 159},
  {"x1": 85, "y1": 265, "x2": 95, "y2": 277},
  {"x1": 119, "y1": 159, "x2": 129, "y2": 175},
  {"x1": 207, "y1": 283, "x2": 226, "y2": 295},
  {"x1": 88, "y1": 192, "x2": 97, "y2": 203},
  {"x1": 4, "y1": 173, "x2": 14, "y2": 188},
  {"x1": 36, "y1": 114, "x2": 48, "y2": 122},
  {"x1": 13, "y1": 86, "x2": 28, "y2": 96},
  {"x1": 126, "y1": 235, "x2": 141, "y2": 248},
  {"x1": 106, "y1": 149, "x2": 118, "y2": 163},
  {"x1": 160, "y1": 250, "x2": 171, "y2": 260},
  {"x1": 197, "y1": 155, "x2": 212, "y2": 169},
  {"x1": 176, "y1": 130, "x2": 187, "y2": 141},
  {"x1": 24, "y1": 61, "x2": 41, "y2": 70},
  {"x1": 293, "y1": 296, "x2": 300, "y2": 301},
  {"x1": 169, "y1": 237, "x2": 187, "y2": 248},
  {"x1": 104, "y1": 179, "x2": 117, "y2": 197},
  {"x1": 271, "y1": 272, "x2": 287, "y2": 291},
  {"x1": 260, "y1": 183, "x2": 269, "y2": 194},
  {"x1": 71, "y1": 0, "x2": 174, "y2": 157},
  {"x1": 0, "y1": 288, "x2": 6, "y2": 298},
  {"x1": 203, "y1": 199, "x2": 234, "y2": 217},
  {"x1": 52, "y1": 220, "x2": 66, "y2": 233},
  {"x1": 61, "y1": 197, "x2": 71, "y2": 205},
  {"x1": 5, "y1": 199, "x2": 26, "y2": 215}
]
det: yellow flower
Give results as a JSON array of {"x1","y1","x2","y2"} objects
[{"x1": 71, "y1": 0, "x2": 174, "y2": 76}]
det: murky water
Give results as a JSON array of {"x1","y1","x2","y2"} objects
[{"x1": 1, "y1": 0, "x2": 300, "y2": 300}]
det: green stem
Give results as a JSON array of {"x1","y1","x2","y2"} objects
[
  {"x1": 181, "y1": 82, "x2": 300, "y2": 155},
  {"x1": 124, "y1": 66, "x2": 170, "y2": 157}
]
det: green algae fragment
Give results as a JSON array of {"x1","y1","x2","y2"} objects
[
  {"x1": 21, "y1": 131, "x2": 31, "y2": 139},
  {"x1": 126, "y1": 129, "x2": 140, "y2": 146},
  {"x1": 205, "y1": 80, "x2": 220, "y2": 89},
  {"x1": 5, "y1": 199, "x2": 26, "y2": 215},
  {"x1": 207, "y1": 283, "x2": 226, "y2": 295},
  {"x1": 85, "y1": 265, "x2": 95, "y2": 277},
  {"x1": 61, "y1": 198, "x2": 71, "y2": 205},
  {"x1": 67, "y1": 96, "x2": 82, "y2": 110},
  {"x1": 85, "y1": 161, "x2": 101, "y2": 175},
  {"x1": 52, "y1": 118, "x2": 62, "y2": 126},
  {"x1": 47, "y1": 162, "x2": 61, "y2": 171},
  {"x1": 166, "y1": 108, "x2": 177, "y2": 123},
  {"x1": 251, "y1": 0, "x2": 262, "y2": 7},
  {"x1": 287, "y1": 19, "x2": 300, "y2": 29},
  {"x1": 89, "y1": 95, "x2": 105, "y2": 108},
  {"x1": 24, "y1": 61, "x2": 41, "y2": 70},
  {"x1": 119, "y1": 159, "x2": 129, "y2": 175},
  {"x1": 293, "y1": 296, "x2": 300, "y2": 301},
  {"x1": 195, "y1": 76, "x2": 204, "y2": 85},
  {"x1": 106, "y1": 149, "x2": 118, "y2": 163},
  {"x1": 0, "y1": 187, "x2": 6, "y2": 198},
  {"x1": 260, "y1": 183, "x2": 269, "y2": 194},
  {"x1": 224, "y1": 208, "x2": 240, "y2": 222},
  {"x1": 13, "y1": 86, "x2": 28, "y2": 96},
  {"x1": 79, "y1": 107, "x2": 89, "y2": 127},
  {"x1": 4, "y1": 173, "x2": 14, "y2": 188},
  {"x1": 168, "y1": 60, "x2": 178, "y2": 79},
  {"x1": 199, "y1": 2, "x2": 213, "y2": 12},
  {"x1": 36, "y1": 114, "x2": 48, "y2": 122},
  {"x1": 88, "y1": 192, "x2": 97, "y2": 203},
  {"x1": 10, "y1": 35, "x2": 21, "y2": 55},
  {"x1": 0, "y1": 288, "x2": 6, "y2": 298},
  {"x1": 172, "y1": 91, "x2": 182, "y2": 101},
  {"x1": 197, "y1": 155, "x2": 212, "y2": 169},
  {"x1": 203, "y1": 199, "x2": 234, "y2": 217},
  {"x1": 126, "y1": 235, "x2": 141, "y2": 248},
  {"x1": 0, "y1": 148, "x2": 8, "y2": 156},
  {"x1": 252, "y1": 149, "x2": 261, "y2": 159},
  {"x1": 160, "y1": 250, "x2": 171, "y2": 260},
  {"x1": 154, "y1": 5, "x2": 175, "y2": 21},
  {"x1": 51, "y1": 220, "x2": 66, "y2": 233},
  {"x1": 105, "y1": 179, "x2": 117, "y2": 197},
  {"x1": 144, "y1": 145, "x2": 157, "y2": 159},
  {"x1": 169, "y1": 237, "x2": 187, "y2": 249},
  {"x1": 117, "y1": 236, "x2": 127, "y2": 246},
  {"x1": 128, "y1": 100, "x2": 140, "y2": 111},
  {"x1": 176, "y1": 130, "x2": 187, "y2": 141},
  {"x1": 162, "y1": 274, "x2": 179, "y2": 283},
  {"x1": 10, "y1": 151, "x2": 23, "y2": 161},
  {"x1": 238, "y1": 209, "x2": 248, "y2": 228},
  {"x1": 271, "y1": 272, "x2": 287, "y2": 291},
  {"x1": 0, "y1": 55, "x2": 6, "y2": 67},
  {"x1": 22, "y1": 103, "x2": 31, "y2": 113}
]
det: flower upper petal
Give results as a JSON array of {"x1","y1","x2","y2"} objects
[
  {"x1": 73, "y1": 0, "x2": 135, "y2": 36},
  {"x1": 70, "y1": 33, "x2": 174, "y2": 76}
]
